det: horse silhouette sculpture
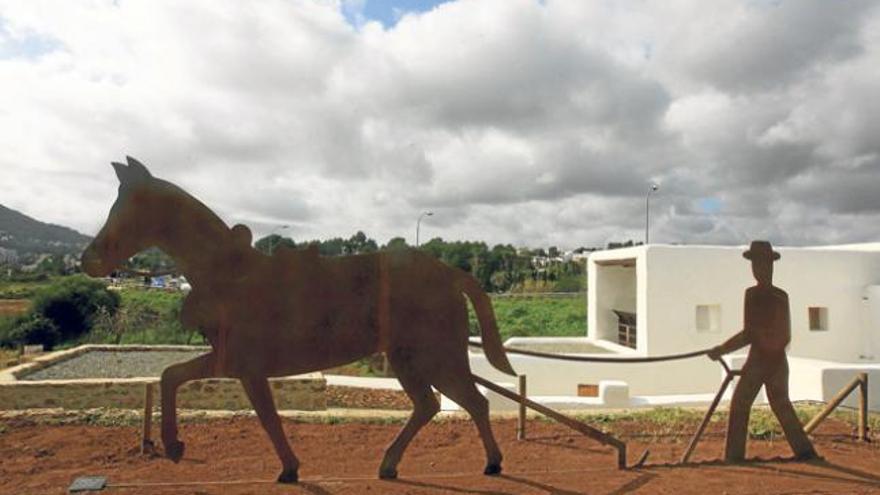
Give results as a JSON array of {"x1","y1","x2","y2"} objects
[{"x1": 81, "y1": 157, "x2": 517, "y2": 483}]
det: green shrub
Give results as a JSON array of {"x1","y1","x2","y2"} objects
[
  {"x1": 31, "y1": 275, "x2": 120, "y2": 342},
  {"x1": 3, "y1": 315, "x2": 61, "y2": 350},
  {"x1": 468, "y1": 295, "x2": 587, "y2": 341},
  {"x1": 553, "y1": 274, "x2": 585, "y2": 292},
  {"x1": 88, "y1": 289, "x2": 200, "y2": 345},
  {"x1": 0, "y1": 315, "x2": 17, "y2": 347}
]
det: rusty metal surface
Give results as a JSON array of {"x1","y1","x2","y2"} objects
[
  {"x1": 708, "y1": 241, "x2": 818, "y2": 462},
  {"x1": 81, "y1": 157, "x2": 517, "y2": 483}
]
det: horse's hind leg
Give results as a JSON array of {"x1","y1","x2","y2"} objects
[
  {"x1": 240, "y1": 376, "x2": 300, "y2": 483},
  {"x1": 432, "y1": 372, "x2": 503, "y2": 475},
  {"x1": 378, "y1": 355, "x2": 440, "y2": 479}
]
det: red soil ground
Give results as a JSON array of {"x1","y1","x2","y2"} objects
[
  {"x1": 0, "y1": 299, "x2": 29, "y2": 317},
  {"x1": 1, "y1": 416, "x2": 879, "y2": 494}
]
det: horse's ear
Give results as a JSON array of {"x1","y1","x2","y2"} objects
[
  {"x1": 111, "y1": 161, "x2": 129, "y2": 184},
  {"x1": 111, "y1": 157, "x2": 152, "y2": 185},
  {"x1": 125, "y1": 156, "x2": 152, "y2": 181}
]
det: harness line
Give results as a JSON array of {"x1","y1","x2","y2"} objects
[{"x1": 468, "y1": 339, "x2": 711, "y2": 363}]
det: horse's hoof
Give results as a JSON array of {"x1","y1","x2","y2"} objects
[
  {"x1": 277, "y1": 468, "x2": 299, "y2": 484},
  {"x1": 165, "y1": 440, "x2": 185, "y2": 463},
  {"x1": 379, "y1": 467, "x2": 398, "y2": 480},
  {"x1": 484, "y1": 463, "x2": 502, "y2": 475}
]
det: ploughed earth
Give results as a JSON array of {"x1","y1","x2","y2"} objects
[{"x1": 1, "y1": 413, "x2": 879, "y2": 494}]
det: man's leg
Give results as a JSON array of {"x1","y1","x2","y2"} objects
[
  {"x1": 725, "y1": 369, "x2": 763, "y2": 462},
  {"x1": 765, "y1": 360, "x2": 818, "y2": 459}
]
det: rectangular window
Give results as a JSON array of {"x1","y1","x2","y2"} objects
[
  {"x1": 696, "y1": 304, "x2": 721, "y2": 333},
  {"x1": 809, "y1": 307, "x2": 828, "y2": 331}
]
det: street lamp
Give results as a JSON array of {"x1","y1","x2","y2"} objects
[
  {"x1": 270, "y1": 225, "x2": 289, "y2": 255},
  {"x1": 416, "y1": 211, "x2": 433, "y2": 247},
  {"x1": 645, "y1": 184, "x2": 659, "y2": 245}
]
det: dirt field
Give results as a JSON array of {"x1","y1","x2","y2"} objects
[
  {"x1": 0, "y1": 299, "x2": 29, "y2": 317},
  {"x1": 1, "y1": 415, "x2": 879, "y2": 494}
]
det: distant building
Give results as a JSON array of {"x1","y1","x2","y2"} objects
[
  {"x1": 467, "y1": 242, "x2": 880, "y2": 411},
  {"x1": 0, "y1": 247, "x2": 18, "y2": 266},
  {"x1": 588, "y1": 243, "x2": 880, "y2": 361}
]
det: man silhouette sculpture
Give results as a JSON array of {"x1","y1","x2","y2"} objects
[{"x1": 708, "y1": 240, "x2": 818, "y2": 462}]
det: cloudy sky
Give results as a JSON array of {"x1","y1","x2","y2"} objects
[{"x1": 1, "y1": 0, "x2": 879, "y2": 250}]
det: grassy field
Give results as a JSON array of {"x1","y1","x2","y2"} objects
[
  {"x1": 472, "y1": 294, "x2": 587, "y2": 342},
  {"x1": 0, "y1": 275, "x2": 587, "y2": 350},
  {"x1": 100, "y1": 290, "x2": 586, "y2": 346},
  {"x1": 0, "y1": 278, "x2": 57, "y2": 299},
  {"x1": 84, "y1": 288, "x2": 205, "y2": 346}
]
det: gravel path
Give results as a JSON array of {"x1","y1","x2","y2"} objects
[{"x1": 21, "y1": 350, "x2": 207, "y2": 380}]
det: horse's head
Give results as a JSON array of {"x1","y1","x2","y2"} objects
[{"x1": 81, "y1": 156, "x2": 164, "y2": 277}]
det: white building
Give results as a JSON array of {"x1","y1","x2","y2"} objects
[{"x1": 466, "y1": 243, "x2": 880, "y2": 411}]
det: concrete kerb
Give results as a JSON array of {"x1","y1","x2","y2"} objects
[{"x1": 0, "y1": 345, "x2": 326, "y2": 411}]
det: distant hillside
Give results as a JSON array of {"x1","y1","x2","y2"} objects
[{"x1": 0, "y1": 204, "x2": 91, "y2": 260}]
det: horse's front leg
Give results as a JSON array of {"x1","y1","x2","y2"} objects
[
  {"x1": 160, "y1": 352, "x2": 217, "y2": 462},
  {"x1": 240, "y1": 375, "x2": 300, "y2": 483}
]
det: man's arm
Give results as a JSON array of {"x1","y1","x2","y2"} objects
[
  {"x1": 708, "y1": 330, "x2": 749, "y2": 360},
  {"x1": 708, "y1": 289, "x2": 754, "y2": 360}
]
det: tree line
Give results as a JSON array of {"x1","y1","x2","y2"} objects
[
  {"x1": 2, "y1": 231, "x2": 648, "y2": 294},
  {"x1": 253, "y1": 231, "x2": 588, "y2": 293}
]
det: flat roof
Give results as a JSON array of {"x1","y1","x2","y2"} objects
[{"x1": 588, "y1": 242, "x2": 880, "y2": 262}]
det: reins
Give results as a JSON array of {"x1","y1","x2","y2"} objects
[{"x1": 468, "y1": 338, "x2": 712, "y2": 363}]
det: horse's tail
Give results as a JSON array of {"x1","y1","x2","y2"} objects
[{"x1": 459, "y1": 274, "x2": 516, "y2": 376}]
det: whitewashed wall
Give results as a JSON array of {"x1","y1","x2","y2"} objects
[
  {"x1": 589, "y1": 245, "x2": 880, "y2": 363},
  {"x1": 468, "y1": 352, "x2": 727, "y2": 396}
]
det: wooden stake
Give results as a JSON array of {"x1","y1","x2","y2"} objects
[
  {"x1": 804, "y1": 374, "x2": 863, "y2": 435},
  {"x1": 517, "y1": 375, "x2": 526, "y2": 440},
  {"x1": 858, "y1": 373, "x2": 868, "y2": 442},
  {"x1": 141, "y1": 382, "x2": 155, "y2": 454}
]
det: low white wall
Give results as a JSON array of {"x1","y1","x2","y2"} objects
[
  {"x1": 472, "y1": 351, "x2": 880, "y2": 411},
  {"x1": 470, "y1": 352, "x2": 727, "y2": 397}
]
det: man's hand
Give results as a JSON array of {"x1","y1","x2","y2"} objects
[{"x1": 707, "y1": 346, "x2": 723, "y2": 361}]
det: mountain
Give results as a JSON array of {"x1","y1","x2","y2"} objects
[{"x1": 0, "y1": 204, "x2": 92, "y2": 262}]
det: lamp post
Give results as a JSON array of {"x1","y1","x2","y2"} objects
[
  {"x1": 416, "y1": 211, "x2": 433, "y2": 247},
  {"x1": 645, "y1": 184, "x2": 659, "y2": 245},
  {"x1": 270, "y1": 225, "x2": 289, "y2": 255}
]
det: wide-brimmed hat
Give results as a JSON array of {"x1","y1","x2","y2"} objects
[{"x1": 743, "y1": 240, "x2": 780, "y2": 261}]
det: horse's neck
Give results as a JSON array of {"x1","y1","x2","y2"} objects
[{"x1": 157, "y1": 205, "x2": 233, "y2": 288}]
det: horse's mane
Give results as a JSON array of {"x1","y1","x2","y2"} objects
[{"x1": 150, "y1": 177, "x2": 233, "y2": 238}]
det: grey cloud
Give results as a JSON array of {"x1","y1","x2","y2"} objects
[
  {"x1": 668, "y1": 0, "x2": 875, "y2": 93},
  {"x1": 789, "y1": 167, "x2": 880, "y2": 215},
  {"x1": 2, "y1": 0, "x2": 880, "y2": 250}
]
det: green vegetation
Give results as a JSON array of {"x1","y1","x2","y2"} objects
[
  {"x1": 470, "y1": 295, "x2": 586, "y2": 342},
  {"x1": 0, "y1": 276, "x2": 56, "y2": 299},
  {"x1": 0, "y1": 275, "x2": 120, "y2": 349},
  {"x1": 87, "y1": 289, "x2": 204, "y2": 346},
  {"x1": 1, "y1": 275, "x2": 586, "y2": 350},
  {"x1": 3, "y1": 315, "x2": 60, "y2": 349},
  {"x1": 250, "y1": 231, "x2": 589, "y2": 294}
]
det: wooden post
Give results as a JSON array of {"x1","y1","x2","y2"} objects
[
  {"x1": 141, "y1": 382, "x2": 155, "y2": 454},
  {"x1": 804, "y1": 374, "x2": 863, "y2": 434},
  {"x1": 858, "y1": 372, "x2": 868, "y2": 442},
  {"x1": 517, "y1": 375, "x2": 527, "y2": 440}
]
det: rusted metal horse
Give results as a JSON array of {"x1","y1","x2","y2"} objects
[{"x1": 81, "y1": 157, "x2": 517, "y2": 483}]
